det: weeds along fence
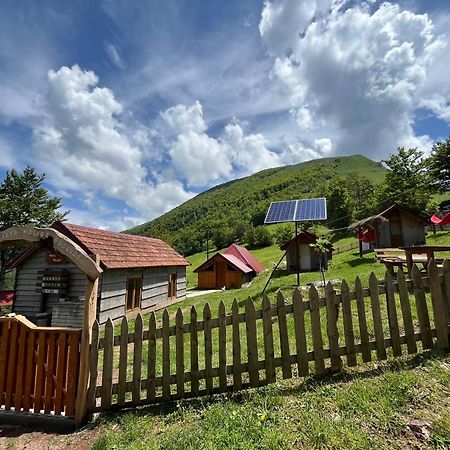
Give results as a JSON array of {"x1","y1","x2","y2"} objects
[{"x1": 87, "y1": 261, "x2": 450, "y2": 413}]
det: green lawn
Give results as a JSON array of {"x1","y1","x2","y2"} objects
[
  {"x1": 93, "y1": 230, "x2": 450, "y2": 449},
  {"x1": 93, "y1": 352, "x2": 450, "y2": 449}
]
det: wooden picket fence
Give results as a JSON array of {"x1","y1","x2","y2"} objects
[
  {"x1": 87, "y1": 261, "x2": 450, "y2": 413},
  {"x1": 0, "y1": 315, "x2": 81, "y2": 416}
]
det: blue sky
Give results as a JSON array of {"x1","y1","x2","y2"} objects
[{"x1": 1, "y1": 0, "x2": 450, "y2": 230}]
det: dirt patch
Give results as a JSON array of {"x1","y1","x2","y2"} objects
[{"x1": 0, "y1": 424, "x2": 102, "y2": 450}]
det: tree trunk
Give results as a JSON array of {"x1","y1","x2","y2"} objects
[{"x1": 0, "y1": 250, "x2": 6, "y2": 290}]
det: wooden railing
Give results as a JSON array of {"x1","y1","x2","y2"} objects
[
  {"x1": 88, "y1": 261, "x2": 450, "y2": 413},
  {"x1": 0, "y1": 315, "x2": 81, "y2": 416}
]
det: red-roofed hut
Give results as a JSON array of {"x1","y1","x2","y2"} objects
[
  {"x1": 194, "y1": 244, "x2": 264, "y2": 289},
  {"x1": 8, "y1": 222, "x2": 189, "y2": 327}
]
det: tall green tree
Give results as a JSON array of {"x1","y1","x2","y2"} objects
[
  {"x1": 345, "y1": 175, "x2": 377, "y2": 220},
  {"x1": 0, "y1": 167, "x2": 68, "y2": 288},
  {"x1": 326, "y1": 177, "x2": 354, "y2": 229},
  {"x1": 427, "y1": 137, "x2": 450, "y2": 193},
  {"x1": 378, "y1": 147, "x2": 431, "y2": 213}
]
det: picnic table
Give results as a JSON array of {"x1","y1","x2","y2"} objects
[
  {"x1": 400, "y1": 245, "x2": 450, "y2": 275},
  {"x1": 375, "y1": 246, "x2": 450, "y2": 276}
]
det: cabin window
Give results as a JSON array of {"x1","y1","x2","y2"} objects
[
  {"x1": 168, "y1": 273, "x2": 177, "y2": 298},
  {"x1": 126, "y1": 276, "x2": 142, "y2": 312},
  {"x1": 227, "y1": 264, "x2": 237, "y2": 272},
  {"x1": 204, "y1": 263, "x2": 214, "y2": 272}
]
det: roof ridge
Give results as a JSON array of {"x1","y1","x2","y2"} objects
[{"x1": 63, "y1": 222, "x2": 162, "y2": 241}]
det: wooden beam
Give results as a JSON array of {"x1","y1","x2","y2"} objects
[
  {"x1": 75, "y1": 254, "x2": 100, "y2": 426},
  {"x1": 0, "y1": 226, "x2": 102, "y2": 280}
]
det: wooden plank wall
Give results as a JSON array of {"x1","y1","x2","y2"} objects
[
  {"x1": 99, "y1": 266, "x2": 187, "y2": 324},
  {"x1": 88, "y1": 260, "x2": 450, "y2": 413},
  {"x1": 14, "y1": 247, "x2": 86, "y2": 327},
  {"x1": 0, "y1": 316, "x2": 81, "y2": 416}
]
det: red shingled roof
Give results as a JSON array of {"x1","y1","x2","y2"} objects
[
  {"x1": 52, "y1": 222, "x2": 189, "y2": 269},
  {"x1": 224, "y1": 244, "x2": 265, "y2": 273},
  {"x1": 221, "y1": 254, "x2": 254, "y2": 274},
  {"x1": 193, "y1": 253, "x2": 253, "y2": 274}
]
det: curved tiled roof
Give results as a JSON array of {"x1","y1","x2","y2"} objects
[{"x1": 52, "y1": 222, "x2": 189, "y2": 269}]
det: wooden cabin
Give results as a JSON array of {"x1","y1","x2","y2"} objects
[
  {"x1": 194, "y1": 244, "x2": 264, "y2": 289},
  {"x1": 8, "y1": 222, "x2": 189, "y2": 327},
  {"x1": 280, "y1": 231, "x2": 333, "y2": 273},
  {"x1": 350, "y1": 204, "x2": 428, "y2": 249}
]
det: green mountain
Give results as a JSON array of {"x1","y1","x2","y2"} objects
[{"x1": 128, "y1": 155, "x2": 386, "y2": 254}]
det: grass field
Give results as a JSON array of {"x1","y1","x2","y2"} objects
[
  {"x1": 92, "y1": 352, "x2": 450, "y2": 449},
  {"x1": 92, "y1": 229, "x2": 450, "y2": 449}
]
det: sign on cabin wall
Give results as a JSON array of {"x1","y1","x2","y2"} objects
[
  {"x1": 46, "y1": 249, "x2": 68, "y2": 264},
  {"x1": 36, "y1": 270, "x2": 68, "y2": 295}
]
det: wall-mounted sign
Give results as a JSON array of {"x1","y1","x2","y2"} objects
[
  {"x1": 36, "y1": 270, "x2": 68, "y2": 295},
  {"x1": 46, "y1": 249, "x2": 68, "y2": 264}
]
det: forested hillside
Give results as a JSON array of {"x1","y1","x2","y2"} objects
[{"x1": 127, "y1": 155, "x2": 386, "y2": 255}]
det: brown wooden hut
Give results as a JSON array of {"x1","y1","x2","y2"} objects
[
  {"x1": 194, "y1": 244, "x2": 264, "y2": 289},
  {"x1": 8, "y1": 222, "x2": 189, "y2": 327},
  {"x1": 280, "y1": 231, "x2": 333, "y2": 273},
  {"x1": 349, "y1": 204, "x2": 428, "y2": 248}
]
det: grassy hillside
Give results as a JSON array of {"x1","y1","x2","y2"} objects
[{"x1": 127, "y1": 155, "x2": 386, "y2": 254}]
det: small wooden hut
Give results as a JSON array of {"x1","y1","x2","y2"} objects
[
  {"x1": 7, "y1": 222, "x2": 189, "y2": 327},
  {"x1": 349, "y1": 204, "x2": 428, "y2": 248},
  {"x1": 194, "y1": 244, "x2": 264, "y2": 289},
  {"x1": 280, "y1": 231, "x2": 333, "y2": 273}
]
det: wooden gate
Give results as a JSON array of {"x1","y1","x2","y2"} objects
[{"x1": 0, "y1": 315, "x2": 81, "y2": 417}]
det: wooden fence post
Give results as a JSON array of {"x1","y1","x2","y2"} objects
[
  {"x1": 87, "y1": 321, "x2": 99, "y2": 412},
  {"x1": 292, "y1": 289, "x2": 308, "y2": 377},
  {"x1": 428, "y1": 259, "x2": 450, "y2": 349},
  {"x1": 277, "y1": 292, "x2": 292, "y2": 379},
  {"x1": 132, "y1": 313, "x2": 143, "y2": 403},
  {"x1": 204, "y1": 303, "x2": 213, "y2": 394},
  {"x1": 369, "y1": 272, "x2": 387, "y2": 360},
  {"x1": 162, "y1": 309, "x2": 171, "y2": 400},
  {"x1": 245, "y1": 297, "x2": 259, "y2": 387},
  {"x1": 75, "y1": 254, "x2": 100, "y2": 425},
  {"x1": 341, "y1": 280, "x2": 356, "y2": 367},
  {"x1": 175, "y1": 308, "x2": 185, "y2": 397},
  {"x1": 190, "y1": 306, "x2": 199, "y2": 396},
  {"x1": 262, "y1": 294, "x2": 275, "y2": 383},
  {"x1": 411, "y1": 265, "x2": 432, "y2": 349},
  {"x1": 397, "y1": 270, "x2": 417, "y2": 354},
  {"x1": 218, "y1": 301, "x2": 227, "y2": 391},
  {"x1": 147, "y1": 312, "x2": 156, "y2": 402},
  {"x1": 101, "y1": 318, "x2": 114, "y2": 409},
  {"x1": 355, "y1": 276, "x2": 371, "y2": 362},
  {"x1": 442, "y1": 260, "x2": 450, "y2": 326},
  {"x1": 325, "y1": 282, "x2": 342, "y2": 371},
  {"x1": 309, "y1": 285, "x2": 325, "y2": 374},
  {"x1": 385, "y1": 271, "x2": 402, "y2": 357},
  {"x1": 118, "y1": 316, "x2": 128, "y2": 406},
  {"x1": 231, "y1": 299, "x2": 242, "y2": 390}
]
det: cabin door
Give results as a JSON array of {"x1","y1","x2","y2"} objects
[
  {"x1": 216, "y1": 261, "x2": 226, "y2": 288},
  {"x1": 389, "y1": 217, "x2": 403, "y2": 247},
  {"x1": 299, "y1": 244, "x2": 311, "y2": 271}
]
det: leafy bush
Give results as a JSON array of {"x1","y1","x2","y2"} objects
[{"x1": 273, "y1": 224, "x2": 293, "y2": 247}]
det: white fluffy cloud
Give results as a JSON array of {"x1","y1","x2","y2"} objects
[
  {"x1": 160, "y1": 100, "x2": 328, "y2": 186},
  {"x1": 160, "y1": 101, "x2": 283, "y2": 186},
  {"x1": 260, "y1": 1, "x2": 446, "y2": 157},
  {"x1": 33, "y1": 65, "x2": 193, "y2": 219}
]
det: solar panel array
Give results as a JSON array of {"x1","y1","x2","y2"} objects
[
  {"x1": 295, "y1": 198, "x2": 327, "y2": 221},
  {"x1": 264, "y1": 198, "x2": 327, "y2": 224},
  {"x1": 264, "y1": 200, "x2": 297, "y2": 224}
]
